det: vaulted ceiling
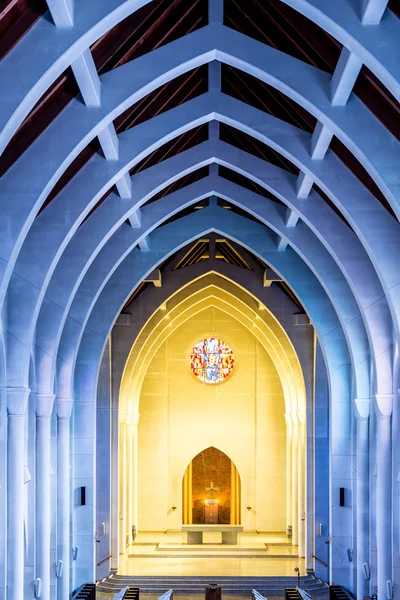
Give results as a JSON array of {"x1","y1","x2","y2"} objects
[
  {"x1": 1, "y1": 0, "x2": 398, "y2": 213},
  {"x1": 0, "y1": 0, "x2": 399, "y2": 402},
  {"x1": 1, "y1": 7, "x2": 400, "y2": 599}
]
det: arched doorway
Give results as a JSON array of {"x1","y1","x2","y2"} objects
[{"x1": 182, "y1": 447, "x2": 241, "y2": 525}]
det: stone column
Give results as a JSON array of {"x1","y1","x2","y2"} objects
[
  {"x1": 57, "y1": 398, "x2": 73, "y2": 600},
  {"x1": 375, "y1": 394, "x2": 393, "y2": 598},
  {"x1": 291, "y1": 412, "x2": 299, "y2": 546},
  {"x1": 183, "y1": 467, "x2": 188, "y2": 524},
  {"x1": 35, "y1": 393, "x2": 55, "y2": 600},
  {"x1": 126, "y1": 423, "x2": 133, "y2": 545},
  {"x1": 183, "y1": 463, "x2": 193, "y2": 524},
  {"x1": 132, "y1": 419, "x2": 139, "y2": 531},
  {"x1": 7, "y1": 387, "x2": 30, "y2": 600},
  {"x1": 354, "y1": 399, "x2": 370, "y2": 600},
  {"x1": 119, "y1": 421, "x2": 127, "y2": 554},
  {"x1": 236, "y1": 468, "x2": 241, "y2": 522},
  {"x1": 230, "y1": 463, "x2": 237, "y2": 524},
  {"x1": 188, "y1": 462, "x2": 193, "y2": 525},
  {"x1": 297, "y1": 415, "x2": 306, "y2": 558},
  {"x1": 284, "y1": 414, "x2": 293, "y2": 537}
]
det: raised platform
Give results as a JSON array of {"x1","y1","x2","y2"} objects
[
  {"x1": 128, "y1": 542, "x2": 298, "y2": 559},
  {"x1": 182, "y1": 525, "x2": 243, "y2": 545},
  {"x1": 112, "y1": 531, "x2": 302, "y2": 580}
]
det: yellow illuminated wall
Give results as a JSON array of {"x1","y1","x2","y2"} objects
[{"x1": 137, "y1": 306, "x2": 286, "y2": 532}]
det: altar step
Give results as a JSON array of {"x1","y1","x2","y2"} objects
[
  {"x1": 128, "y1": 553, "x2": 298, "y2": 559},
  {"x1": 129, "y1": 543, "x2": 297, "y2": 558},
  {"x1": 127, "y1": 554, "x2": 299, "y2": 559},
  {"x1": 154, "y1": 544, "x2": 294, "y2": 552},
  {"x1": 97, "y1": 574, "x2": 328, "y2": 595}
]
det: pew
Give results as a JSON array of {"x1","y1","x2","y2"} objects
[
  {"x1": 285, "y1": 588, "x2": 313, "y2": 600},
  {"x1": 72, "y1": 583, "x2": 96, "y2": 599},
  {"x1": 123, "y1": 587, "x2": 140, "y2": 599},
  {"x1": 329, "y1": 586, "x2": 353, "y2": 600},
  {"x1": 285, "y1": 589, "x2": 301, "y2": 600}
]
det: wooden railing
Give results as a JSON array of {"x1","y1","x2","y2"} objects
[
  {"x1": 96, "y1": 553, "x2": 113, "y2": 567},
  {"x1": 312, "y1": 554, "x2": 329, "y2": 568}
]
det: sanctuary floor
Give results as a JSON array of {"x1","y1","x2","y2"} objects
[{"x1": 116, "y1": 530, "x2": 305, "y2": 577}]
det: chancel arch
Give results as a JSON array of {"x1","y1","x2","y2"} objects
[
  {"x1": 118, "y1": 290, "x2": 296, "y2": 542},
  {"x1": 114, "y1": 267, "x2": 310, "y2": 545},
  {"x1": 119, "y1": 283, "x2": 305, "y2": 417}
]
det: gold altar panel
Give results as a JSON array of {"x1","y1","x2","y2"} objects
[{"x1": 183, "y1": 447, "x2": 241, "y2": 525}]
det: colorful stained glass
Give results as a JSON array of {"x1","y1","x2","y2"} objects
[{"x1": 190, "y1": 337, "x2": 235, "y2": 384}]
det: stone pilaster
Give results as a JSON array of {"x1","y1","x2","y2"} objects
[
  {"x1": 36, "y1": 392, "x2": 56, "y2": 600},
  {"x1": 7, "y1": 387, "x2": 30, "y2": 600},
  {"x1": 57, "y1": 397, "x2": 73, "y2": 600},
  {"x1": 354, "y1": 399, "x2": 370, "y2": 600}
]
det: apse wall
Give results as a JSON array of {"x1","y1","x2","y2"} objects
[{"x1": 137, "y1": 307, "x2": 286, "y2": 532}]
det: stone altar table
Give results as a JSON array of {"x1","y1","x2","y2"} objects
[{"x1": 182, "y1": 524, "x2": 243, "y2": 545}]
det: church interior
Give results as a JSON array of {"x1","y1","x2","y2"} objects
[{"x1": 0, "y1": 1, "x2": 399, "y2": 599}]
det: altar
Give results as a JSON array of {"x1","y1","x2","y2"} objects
[{"x1": 182, "y1": 524, "x2": 243, "y2": 545}]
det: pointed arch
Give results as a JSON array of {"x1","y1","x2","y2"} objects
[{"x1": 182, "y1": 447, "x2": 241, "y2": 526}]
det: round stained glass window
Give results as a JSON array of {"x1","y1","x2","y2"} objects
[{"x1": 190, "y1": 337, "x2": 235, "y2": 384}]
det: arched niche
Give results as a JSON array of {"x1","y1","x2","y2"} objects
[{"x1": 182, "y1": 446, "x2": 241, "y2": 526}]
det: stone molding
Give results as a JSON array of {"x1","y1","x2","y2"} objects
[
  {"x1": 6, "y1": 386, "x2": 30, "y2": 415},
  {"x1": 35, "y1": 392, "x2": 56, "y2": 418},
  {"x1": 284, "y1": 412, "x2": 293, "y2": 427},
  {"x1": 57, "y1": 397, "x2": 73, "y2": 420},
  {"x1": 297, "y1": 409, "x2": 306, "y2": 424},
  {"x1": 126, "y1": 412, "x2": 140, "y2": 426},
  {"x1": 354, "y1": 398, "x2": 370, "y2": 421},
  {"x1": 375, "y1": 393, "x2": 395, "y2": 419}
]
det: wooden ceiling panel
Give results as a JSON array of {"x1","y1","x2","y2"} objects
[
  {"x1": 1, "y1": 0, "x2": 397, "y2": 226},
  {"x1": 221, "y1": 64, "x2": 317, "y2": 133},
  {"x1": 221, "y1": 66, "x2": 398, "y2": 218},
  {"x1": 0, "y1": 66, "x2": 79, "y2": 178},
  {"x1": 92, "y1": 0, "x2": 208, "y2": 73},
  {"x1": 224, "y1": 0, "x2": 341, "y2": 74},
  {"x1": 354, "y1": 65, "x2": 400, "y2": 142},
  {"x1": 388, "y1": 0, "x2": 400, "y2": 18},
  {"x1": 130, "y1": 124, "x2": 209, "y2": 176},
  {"x1": 143, "y1": 166, "x2": 209, "y2": 206},
  {"x1": 330, "y1": 136, "x2": 397, "y2": 220},
  {"x1": 0, "y1": 0, "x2": 207, "y2": 176},
  {"x1": 218, "y1": 166, "x2": 284, "y2": 205},
  {"x1": 0, "y1": 0, "x2": 47, "y2": 60},
  {"x1": 219, "y1": 123, "x2": 300, "y2": 175},
  {"x1": 115, "y1": 65, "x2": 208, "y2": 133}
]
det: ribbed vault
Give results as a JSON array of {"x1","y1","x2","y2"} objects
[{"x1": 0, "y1": 1, "x2": 399, "y2": 599}]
